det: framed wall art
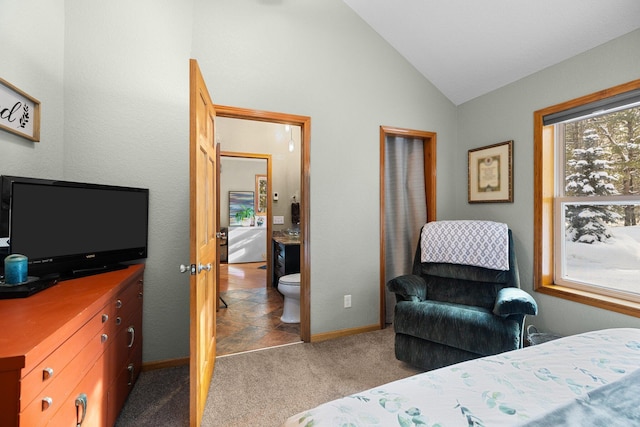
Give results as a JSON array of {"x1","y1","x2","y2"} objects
[
  {"x1": 468, "y1": 140, "x2": 513, "y2": 203},
  {"x1": 255, "y1": 174, "x2": 267, "y2": 216},
  {"x1": 0, "y1": 78, "x2": 40, "y2": 142},
  {"x1": 229, "y1": 191, "x2": 254, "y2": 226}
]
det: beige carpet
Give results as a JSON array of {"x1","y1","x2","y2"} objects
[
  {"x1": 203, "y1": 327, "x2": 420, "y2": 426},
  {"x1": 117, "y1": 327, "x2": 421, "y2": 427}
]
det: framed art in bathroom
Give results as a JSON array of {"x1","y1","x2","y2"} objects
[
  {"x1": 229, "y1": 191, "x2": 254, "y2": 226},
  {"x1": 255, "y1": 174, "x2": 267, "y2": 216},
  {"x1": 468, "y1": 140, "x2": 513, "y2": 203}
]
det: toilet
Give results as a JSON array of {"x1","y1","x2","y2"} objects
[{"x1": 278, "y1": 273, "x2": 300, "y2": 323}]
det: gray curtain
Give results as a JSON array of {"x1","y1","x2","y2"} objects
[{"x1": 384, "y1": 136, "x2": 427, "y2": 323}]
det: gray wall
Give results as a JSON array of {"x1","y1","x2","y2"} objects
[
  {"x1": 0, "y1": 0, "x2": 65, "y2": 178},
  {"x1": 217, "y1": 118, "x2": 301, "y2": 231},
  {"x1": 1, "y1": 0, "x2": 456, "y2": 362},
  {"x1": 456, "y1": 29, "x2": 640, "y2": 336},
  {"x1": 4, "y1": 0, "x2": 633, "y2": 362},
  {"x1": 191, "y1": 0, "x2": 458, "y2": 336},
  {"x1": 60, "y1": 0, "x2": 195, "y2": 362}
]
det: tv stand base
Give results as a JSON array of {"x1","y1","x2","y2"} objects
[{"x1": 67, "y1": 263, "x2": 128, "y2": 279}]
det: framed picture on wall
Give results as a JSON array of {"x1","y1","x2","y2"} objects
[
  {"x1": 0, "y1": 78, "x2": 41, "y2": 142},
  {"x1": 255, "y1": 174, "x2": 267, "y2": 216},
  {"x1": 229, "y1": 191, "x2": 254, "y2": 226},
  {"x1": 468, "y1": 140, "x2": 513, "y2": 203}
]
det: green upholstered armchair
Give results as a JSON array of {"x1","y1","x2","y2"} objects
[{"x1": 387, "y1": 222, "x2": 537, "y2": 371}]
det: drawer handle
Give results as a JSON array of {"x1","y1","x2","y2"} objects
[
  {"x1": 42, "y1": 396, "x2": 53, "y2": 411},
  {"x1": 115, "y1": 299, "x2": 123, "y2": 309},
  {"x1": 127, "y1": 363, "x2": 135, "y2": 385},
  {"x1": 101, "y1": 333, "x2": 108, "y2": 343},
  {"x1": 43, "y1": 367, "x2": 54, "y2": 380},
  {"x1": 101, "y1": 313, "x2": 109, "y2": 323},
  {"x1": 75, "y1": 393, "x2": 87, "y2": 427},
  {"x1": 127, "y1": 326, "x2": 135, "y2": 348}
]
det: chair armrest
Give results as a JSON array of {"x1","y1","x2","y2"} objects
[
  {"x1": 386, "y1": 275, "x2": 426, "y2": 302},
  {"x1": 493, "y1": 287, "x2": 538, "y2": 317}
]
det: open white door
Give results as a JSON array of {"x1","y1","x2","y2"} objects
[{"x1": 187, "y1": 58, "x2": 218, "y2": 426}]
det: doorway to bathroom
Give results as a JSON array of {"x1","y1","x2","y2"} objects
[{"x1": 214, "y1": 106, "x2": 310, "y2": 355}]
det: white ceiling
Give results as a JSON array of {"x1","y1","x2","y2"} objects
[{"x1": 343, "y1": 0, "x2": 640, "y2": 105}]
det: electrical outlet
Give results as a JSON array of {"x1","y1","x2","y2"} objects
[
  {"x1": 344, "y1": 294, "x2": 352, "y2": 308},
  {"x1": 273, "y1": 216, "x2": 285, "y2": 224}
]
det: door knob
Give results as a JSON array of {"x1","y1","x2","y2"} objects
[
  {"x1": 198, "y1": 263, "x2": 212, "y2": 273},
  {"x1": 179, "y1": 264, "x2": 194, "y2": 274}
]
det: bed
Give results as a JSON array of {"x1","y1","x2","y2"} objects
[{"x1": 283, "y1": 328, "x2": 640, "y2": 426}]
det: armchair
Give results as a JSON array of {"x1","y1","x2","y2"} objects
[{"x1": 387, "y1": 220, "x2": 537, "y2": 370}]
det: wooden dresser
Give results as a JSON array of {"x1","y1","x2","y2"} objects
[{"x1": 0, "y1": 264, "x2": 144, "y2": 427}]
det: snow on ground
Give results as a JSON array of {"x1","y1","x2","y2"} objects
[{"x1": 565, "y1": 225, "x2": 640, "y2": 293}]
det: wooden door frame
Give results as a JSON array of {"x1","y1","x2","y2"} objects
[
  {"x1": 379, "y1": 126, "x2": 437, "y2": 328},
  {"x1": 214, "y1": 105, "x2": 311, "y2": 342},
  {"x1": 219, "y1": 151, "x2": 272, "y2": 291}
]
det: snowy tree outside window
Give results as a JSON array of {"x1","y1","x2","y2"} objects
[{"x1": 555, "y1": 104, "x2": 640, "y2": 295}]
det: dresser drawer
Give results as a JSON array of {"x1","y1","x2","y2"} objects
[
  {"x1": 112, "y1": 278, "x2": 143, "y2": 336},
  {"x1": 45, "y1": 353, "x2": 109, "y2": 427},
  {"x1": 19, "y1": 329, "x2": 111, "y2": 426},
  {"x1": 106, "y1": 342, "x2": 143, "y2": 426},
  {"x1": 20, "y1": 303, "x2": 115, "y2": 412},
  {"x1": 109, "y1": 304, "x2": 142, "y2": 375},
  {"x1": 19, "y1": 282, "x2": 142, "y2": 427}
]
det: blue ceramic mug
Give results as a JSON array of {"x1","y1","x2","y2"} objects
[{"x1": 4, "y1": 254, "x2": 28, "y2": 285}]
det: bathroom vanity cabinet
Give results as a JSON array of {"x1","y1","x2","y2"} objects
[
  {"x1": 0, "y1": 265, "x2": 144, "y2": 427},
  {"x1": 272, "y1": 234, "x2": 300, "y2": 287}
]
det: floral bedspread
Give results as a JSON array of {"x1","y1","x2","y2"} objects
[{"x1": 282, "y1": 328, "x2": 640, "y2": 427}]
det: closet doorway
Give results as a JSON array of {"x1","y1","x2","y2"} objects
[
  {"x1": 215, "y1": 106, "x2": 311, "y2": 353},
  {"x1": 379, "y1": 126, "x2": 436, "y2": 327}
]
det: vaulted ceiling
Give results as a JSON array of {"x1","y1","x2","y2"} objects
[{"x1": 343, "y1": 0, "x2": 640, "y2": 105}]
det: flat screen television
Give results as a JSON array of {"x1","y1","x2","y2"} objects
[{"x1": 0, "y1": 175, "x2": 149, "y2": 282}]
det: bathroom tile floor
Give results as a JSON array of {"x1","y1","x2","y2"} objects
[{"x1": 216, "y1": 262, "x2": 301, "y2": 356}]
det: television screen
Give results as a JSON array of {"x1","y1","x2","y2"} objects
[{"x1": 1, "y1": 175, "x2": 148, "y2": 280}]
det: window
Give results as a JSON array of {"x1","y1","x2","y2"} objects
[{"x1": 534, "y1": 79, "x2": 640, "y2": 316}]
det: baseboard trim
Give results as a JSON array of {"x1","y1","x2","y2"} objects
[
  {"x1": 143, "y1": 324, "x2": 384, "y2": 367},
  {"x1": 142, "y1": 357, "x2": 189, "y2": 372},
  {"x1": 310, "y1": 324, "x2": 381, "y2": 342}
]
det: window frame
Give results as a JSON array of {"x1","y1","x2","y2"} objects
[{"x1": 534, "y1": 78, "x2": 640, "y2": 317}]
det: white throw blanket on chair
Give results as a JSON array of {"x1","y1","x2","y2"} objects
[{"x1": 420, "y1": 220, "x2": 509, "y2": 270}]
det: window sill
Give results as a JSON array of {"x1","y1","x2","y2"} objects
[{"x1": 536, "y1": 283, "x2": 640, "y2": 319}]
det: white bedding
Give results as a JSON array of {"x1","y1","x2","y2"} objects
[{"x1": 283, "y1": 328, "x2": 640, "y2": 426}]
